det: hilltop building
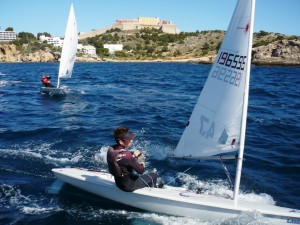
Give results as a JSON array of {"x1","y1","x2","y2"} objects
[
  {"x1": 112, "y1": 17, "x2": 179, "y2": 34},
  {"x1": 79, "y1": 17, "x2": 179, "y2": 39}
]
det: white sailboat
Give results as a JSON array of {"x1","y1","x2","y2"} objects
[
  {"x1": 52, "y1": 0, "x2": 300, "y2": 223},
  {"x1": 41, "y1": 4, "x2": 78, "y2": 96}
]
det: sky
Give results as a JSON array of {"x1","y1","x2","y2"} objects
[{"x1": 1, "y1": 0, "x2": 299, "y2": 37}]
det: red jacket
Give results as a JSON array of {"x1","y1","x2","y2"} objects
[{"x1": 41, "y1": 76, "x2": 52, "y2": 87}]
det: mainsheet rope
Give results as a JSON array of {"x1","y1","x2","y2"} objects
[{"x1": 165, "y1": 167, "x2": 192, "y2": 186}]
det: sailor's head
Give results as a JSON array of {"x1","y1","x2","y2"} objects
[
  {"x1": 42, "y1": 74, "x2": 51, "y2": 79},
  {"x1": 114, "y1": 126, "x2": 135, "y2": 146}
]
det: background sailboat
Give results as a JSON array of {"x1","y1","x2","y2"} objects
[
  {"x1": 41, "y1": 4, "x2": 78, "y2": 96},
  {"x1": 51, "y1": 0, "x2": 300, "y2": 223}
]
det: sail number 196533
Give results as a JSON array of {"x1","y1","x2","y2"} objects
[{"x1": 217, "y1": 51, "x2": 247, "y2": 70}]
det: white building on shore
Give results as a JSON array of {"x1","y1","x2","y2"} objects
[
  {"x1": 103, "y1": 44, "x2": 123, "y2": 53},
  {"x1": 78, "y1": 44, "x2": 96, "y2": 55},
  {"x1": 39, "y1": 35, "x2": 63, "y2": 47},
  {"x1": 0, "y1": 31, "x2": 17, "y2": 41},
  {"x1": 39, "y1": 35, "x2": 96, "y2": 55}
]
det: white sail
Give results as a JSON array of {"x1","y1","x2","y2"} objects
[
  {"x1": 57, "y1": 4, "x2": 78, "y2": 88},
  {"x1": 174, "y1": 0, "x2": 255, "y2": 159}
]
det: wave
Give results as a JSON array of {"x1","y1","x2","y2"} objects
[{"x1": 0, "y1": 184, "x2": 61, "y2": 218}]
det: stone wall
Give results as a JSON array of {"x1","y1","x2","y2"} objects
[
  {"x1": 78, "y1": 27, "x2": 112, "y2": 40},
  {"x1": 79, "y1": 17, "x2": 179, "y2": 39}
]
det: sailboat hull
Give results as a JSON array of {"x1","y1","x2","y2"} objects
[
  {"x1": 40, "y1": 87, "x2": 66, "y2": 96},
  {"x1": 52, "y1": 168, "x2": 300, "y2": 224}
]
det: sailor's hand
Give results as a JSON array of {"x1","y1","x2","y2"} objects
[
  {"x1": 139, "y1": 161, "x2": 145, "y2": 168},
  {"x1": 134, "y1": 150, "x2": 144, "y2": 159}
]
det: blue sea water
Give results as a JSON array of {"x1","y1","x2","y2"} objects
[{"x1": 0, "y1": 62, "x2": 299, "y2": 225}]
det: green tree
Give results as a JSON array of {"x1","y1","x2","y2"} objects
[
  {"x1": 37, "y1": 32, "x2": 51, "y2": 39},
  {"x1": 215, "y1": 41, "x2": 222, "y2": 51},
  {"x1": 115, "y1": 50, "x2": 126, "y2": 57},
  {"x1": 96, "y1": 47, "x2": 109, "y2": 56},
  {"x1": 101, "y1": 34, "x2": 114, "y2": 42},
  {"x1": 113, "y1": 33, "x2": 120, "y2": 42},
  {"x1": 275, "y1": 35, "x2": 284, "y2": 41},
  {"x1": 145, "y1": 45, "x2": 155, "y2": 54},
  {"x1": 256, "y1": 30, "x2": 269, "y2": 38},
  {"x1": 5, "y1": 27, "x2": 14, "y2": 31},
  {"x1": 173, "y1": 50, "x2": 181, "y2": 57},
  {"x1": 202, "y1": 42, "x2": 210, "y2": 50},
  {"x1": 202, "y1": 50, "x2": 209, "y2": 55},
  {"x1": 17, "y1": 32, "x2": 36, "y2": 44},
  {"x1": 106, "y1": 28, "x2": 121, "y2": 33},
  {"x1": 94, "y1": 40, "x2": 104, "y2": 49},
  {"x1": 123, "y1": 45, "x2": 132, "y2": 51},
  {"x1": 161, "y1": 46, "x2": 168, "y2": 52},
  {"x1": 136, "y1": 44, "x2": 142, "y2": 51}
]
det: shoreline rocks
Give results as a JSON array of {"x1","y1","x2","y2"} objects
[
  {"x1": 1, "y1": 38, "x2": 300, "y2": 66},
  {"x1": 252, "y1": 40, "x2": 300, "y2": 66}
]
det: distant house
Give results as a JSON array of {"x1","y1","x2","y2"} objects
[
  {"x1": 78, "y1": 44, "x2": 96, "y2": 55},
  {"x1": 103, "y1": 44, "x2": 123, "y2": 53},
  {"x1": 39, "y1": 35, "x2": 97, "y2": 55},
  {"x1": 0, "y1": 31, "x2": 17, "y2": 41},
  {"x1": 39, "y1": 35, "x2": 63, "y2": 47}
]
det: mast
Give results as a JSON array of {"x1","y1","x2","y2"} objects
[{"x1": 233, "y1": 0, "x2": 256, "y2": 206}]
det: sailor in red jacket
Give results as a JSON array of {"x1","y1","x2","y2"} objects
[
  {"x1": 107, "y1": 126, "x2": 158, "y2": 192},
  {"x1": 41, "y1": 74, "x2": 54, "y2": 87}
]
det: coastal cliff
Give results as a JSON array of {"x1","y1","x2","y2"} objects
[
  {"x1": 0, "y1": 44, "x2": 60, "y2": 62},
  {"x1": 1, "y1": 31, "x2": 299, "y2": 65},
  {"x1": 0, "y1": 44, "x2": 101, "y2": 63},
  {"x1": 252, "y1": 39, "x2": 300, "y2": 66}
]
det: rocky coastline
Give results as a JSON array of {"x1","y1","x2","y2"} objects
[{"x1": 1, "y1": 35, "x2": 300, "y2": 66}]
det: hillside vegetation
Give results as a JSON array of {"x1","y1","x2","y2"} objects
[
  {"x1": 80, "y1": 28, "x2": 224, "y2": 60},
  {"x1": 79, "y1": 28, "x2": 299, "y2": 61},
  {"x1": 1, "y1": 29, "x2": 300, "y2": 65}
]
